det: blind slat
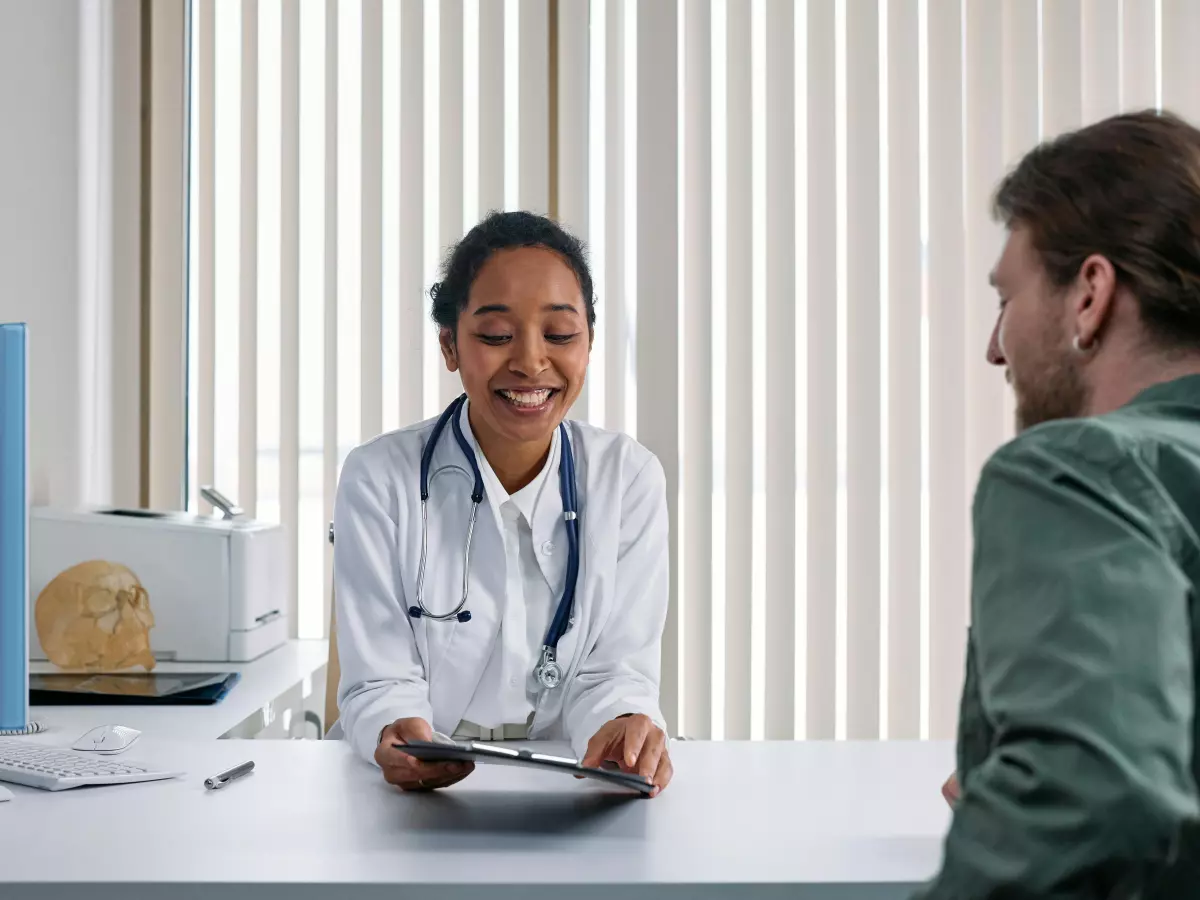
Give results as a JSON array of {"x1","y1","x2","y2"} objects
[
  {"x1": 399, "y1": 0, "x2": 425, "y2": 427},
  {"x1": 681, "y1": 0, "x2": 713, "y2": 740},
  {"x1": 927, "y1": 0, "x2": 968, "y2": 740},
  {"x1": 555, "y1": 0, "x2": 589, "y2": 236},
  {"x1": 360, "y1": 0, "x2": 383, "y2": 440},
  {"x1": 323, "y1": 0, "x2": 338, "y2": 636},
  {"x1": 197, "y1": 0, "x2": 215, "y2": 515},
  {"x1": 636, "y1": 0, "x2": 680, "y2": 735},
  {"x1": 1002, "y1": 0, "x2": 1040, "y2": 177},
  {"x1": 281, "y1": 0, "x2": 301, "y2": 639},
  {"x1": 240, "y1": 0, "x2": 259, "y2": 518},
  {"x1": 1002, "y1": 0, "x2": 1040, "y2": 173},
  {"x1": 805, "y1": 0, "x2": 837, "y2": 741},
  {"x1": 886, "y1": 0, "x2": 921, "y2": 741},
  {"x1": 557, "y1": 0, "x2": 590, "y2": 420},
  {"x1": 723, "y1": 0, "x2": 753, "y2": 741},
  {"x1": 1001, "y1": 0, "x2": 1039, "y2": 440},
  {"x1": 763, "y1": 0, "x2": 797, "y2": 741},
  {"x1": 1161, "y1": 0, "x2": 1200, "y2": 122},
  {"x1": 604, "y1": 0, "x2": 627, "y2": 434},
  {"x1": 478, "y1": 0, "x2": 505, "y2": 215},
  {"x1": 1042, "y1": 0, "x2": 1083, "y2": 138},
  {"x1": 520, "y1": 0, "x2": 550, "y2": 215},
  {"x1": 149, "y1": 0, "x2": 188, "y2": 511},
  {"x1": 845, "y1": 0, "x2": 881, "y2": 741},
  {"x1": 965, "y1": 0, "x2": 1007, "y2": 492},
  {"x1": 1120, "y1": 0, "x2": 1157, "y2": 111},
  {"x1": 439, "y1": 0, "x2": 465, "y2": 408},
  {"x1": 1082, "y1": 0, "x2": 1120, "y2": 122}
]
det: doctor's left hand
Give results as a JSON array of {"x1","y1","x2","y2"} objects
[{"x1": 581, "y1": 714, "x2": 673, "y2": 797}]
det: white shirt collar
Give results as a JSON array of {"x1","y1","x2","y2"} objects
[{"x1": 459, "y1": 399, "x2": 560, "y2": 526}]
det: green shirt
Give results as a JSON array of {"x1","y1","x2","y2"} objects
[{"x1": 916, "y1": 375, "x2": 1200, "y2": 899}]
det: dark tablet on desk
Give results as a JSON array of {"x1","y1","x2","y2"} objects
[
  {"x1": 29, "y1": 671, "x2": 240, "y2": 705},
  {"x1": 396, "y1": 740, "x2": 655, "y2": 795}
]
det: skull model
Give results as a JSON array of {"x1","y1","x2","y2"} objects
[{"x1": 35, "y1": 560, "x2": 157, "y2": 671}]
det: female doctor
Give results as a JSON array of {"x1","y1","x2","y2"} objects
[{"x1": 333, "y1": 211, "x2": 673, "y2": 796}]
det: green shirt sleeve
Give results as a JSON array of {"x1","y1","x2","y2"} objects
[{"x1": 916, "y1": 425, "x2": 1198, "y2": 899}]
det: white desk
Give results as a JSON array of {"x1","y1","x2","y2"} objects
[
  {"x1": 0, "y1": 737, "x2": 954, "y2": 899},
  {"x1": 27, "y1": 640, "x2": 329, "y2": 741}
]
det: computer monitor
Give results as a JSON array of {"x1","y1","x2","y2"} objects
[{"x1": 0, "y1": 323, "x2": 30, "y2": 732}]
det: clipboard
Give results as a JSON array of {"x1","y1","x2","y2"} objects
[{"x1": 395, "y1": 740, "x2": 655, "y2": 795}]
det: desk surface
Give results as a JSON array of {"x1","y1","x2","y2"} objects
[
  {"x1": 27, "y1": 640, "x2": 328, "y2": 741},
  {"x1": 0, "y1": 737, "x2": 953, "y2": 900}
]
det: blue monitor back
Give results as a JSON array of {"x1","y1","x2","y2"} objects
[{"x1": 0, "y1": 323, "x2": 28, "y2": 730}]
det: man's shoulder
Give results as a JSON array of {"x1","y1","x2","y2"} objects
[
  {"x1": 984, "y1": 416, "x2": 1131, "y2": 480},
  {"x1": 986, "y1": 402, "x2": 1200, "y2": 485}
]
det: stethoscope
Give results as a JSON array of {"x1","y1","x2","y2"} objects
[{"x1": 409, "y1": 394, "x2": 581, "y2": 691}]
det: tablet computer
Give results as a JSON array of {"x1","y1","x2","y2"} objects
[
  {"x1": 29, "y1": 672, "x2": 240, "y2": 705},
  {"x1": 395, "y1": 740, "x2": 654, "y2": 795}
]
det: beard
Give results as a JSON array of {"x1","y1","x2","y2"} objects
[{"x1": 1011, "y1": 340, "x2": 1090, "y2": 432}]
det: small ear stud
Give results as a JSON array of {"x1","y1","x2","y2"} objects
[{"x1": 1072, "y1": 334, "x2": 1098, "y2": 353}]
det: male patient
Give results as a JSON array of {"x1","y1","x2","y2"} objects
[{"x1": 917, "y1": 110, "x2": 1200, "y2": 898}]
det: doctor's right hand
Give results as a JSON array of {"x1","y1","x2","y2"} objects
[{"x1": 375, "y1": 717, "x2": 474, "y2": 791}]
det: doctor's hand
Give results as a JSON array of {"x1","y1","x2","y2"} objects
[
  {"x1": 580, "y1": 714, "x2": 673, "y2": 798},
  {"x1": 375, "y1": 717, "x2": 474, "y2": 791}
]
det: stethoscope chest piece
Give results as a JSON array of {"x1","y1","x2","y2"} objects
[{"x1": 535, "y1": 647, "x2": 563, "y2": 690}]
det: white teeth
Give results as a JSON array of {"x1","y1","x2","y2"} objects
[{"x1": 499, "y1": 389, "x2": 552, "y2": 408}]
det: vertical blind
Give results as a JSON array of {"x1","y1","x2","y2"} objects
[{"x1": 182, "y1": 0, "x2": 1200, "y2": 742}]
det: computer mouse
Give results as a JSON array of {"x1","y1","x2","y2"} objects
[
  {"x1": 0, "y1": 784, "x2": 12, "y2": 802},
  {"x1": 72, "y1": 724, "x2": 141, "y2": 753}
]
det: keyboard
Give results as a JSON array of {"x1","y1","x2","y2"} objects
[{"x1": 0, "y1": 739, "x2": 182, "y2": 791}]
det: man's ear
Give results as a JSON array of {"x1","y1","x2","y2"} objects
[
  {"x1": 1074, "y1": 253, "x2": 1118, "y2": 350},
  {"x1": 439, "y1": 327, "x2": 459, "y2": 372}
]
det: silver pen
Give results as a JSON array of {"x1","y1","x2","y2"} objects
[{"x1": 204, "y1": 760, "x2": 255, "y2": 791}]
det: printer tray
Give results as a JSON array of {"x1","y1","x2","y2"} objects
[{"x1": 29, "y1": 672, "x2": 240, "y2": 705}]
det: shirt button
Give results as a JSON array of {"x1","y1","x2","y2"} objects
[{"x1": 541, "y1": 541, "x2": 555, "y2": 555}]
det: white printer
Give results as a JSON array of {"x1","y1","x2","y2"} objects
[{"x1": 28, "y1": 500, "x2": 287, "y2": 666}]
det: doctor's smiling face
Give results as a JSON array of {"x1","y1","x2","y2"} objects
[{"x1": 433, "y1": 212, "x2": 594, "y2": 488}]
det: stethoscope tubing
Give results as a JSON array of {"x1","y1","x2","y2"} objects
[{"x1": 410, "y1": 394, "x2": 581, "y2": 678}]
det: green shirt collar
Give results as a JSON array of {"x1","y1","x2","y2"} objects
[{"x1": 1125, "y1": 373, "x2": 1200, "y2": 409}]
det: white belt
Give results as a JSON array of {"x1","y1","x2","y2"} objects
[{"x1": 453, "y1": 720, "x2": 530, "y2": 741}]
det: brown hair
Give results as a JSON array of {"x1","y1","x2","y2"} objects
[{"x1": 992, "y1": 109, "x2": 1200, "y2": 350}]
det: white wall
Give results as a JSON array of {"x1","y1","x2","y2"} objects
[{"x1": 0, "y1": 0, "x2": 141, "y2": 509}]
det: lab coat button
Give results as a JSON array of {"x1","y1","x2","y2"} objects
[{"x1": 541, "y1": 541, "x2": 555, "y2": 555}]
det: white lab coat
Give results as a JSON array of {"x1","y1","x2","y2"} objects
[{"x1": 332, "y1": 409, "x2": 670, "y2": 764}]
